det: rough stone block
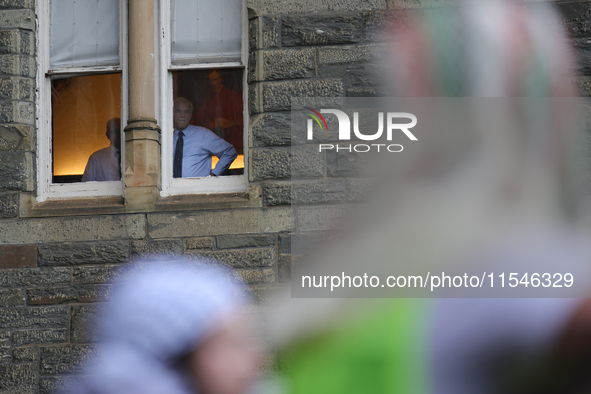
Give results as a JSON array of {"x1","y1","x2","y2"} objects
[
  {"x1": 72, "y1": 265, "x2": 122, "y2": 285},
  {"x1": 131, "y1": 239, "x2": 183, "y2": 261},
  {"x1": 0, "y1": 306, "x2": 68, "y2": 329},
  {"x1": 251, "y1": 146, "x2": 325, "y2": 181},
  {"x1": 318, "y1": 65, "x2": 346, "y2": 78},
  {"x1": 262, "y1": 182, "x2": 291, "y2": 206},
  {"x1": 293, "y1": 179, "x2": 347, "y2": 204},
  {"x1": 579, "y1": 75, "x2": 591, "y2": 97},
  {"x1": 0, "y1": 191, "x2": 18, "y2": 217},
  {"x1": 0, "y1": 124, "x2": 33, "y2": 151},
  {"x1": 38, "y1": 240, "x2": 129, "y2": 266},
  {"x1": 0, "y1": 330, "x2": 9, "y2": 364},
  {"x1": 0, "y1": 76, "x2": 33, "y2": 100},
  {"x1": 147, "y1": 207, "x2": 293, "y2": 238},
  {"x1": 0, "y1": 267, "x2": 69, "y2": 288},
  {"x1": 184, "y1": 237, "x2": 215, "y2": 250},
  {"x1": 0, "y1": 214, "x2": 146, "y2": 245},
  {"x1": 0, "y1": 364, "x2": 36, "y2": 394},
  {"x1": 235, "y1": 268, "x2": 275, "y2": 284},
  {"x1": 40, "y1": 344, "x2": 97, "y2": 375},
  {"x1": 250, "y1": 48, "x2": 315, "y2": 82},
  {"x1": 71, "y1": 304, "x2": 105, "y2": 343},
  {"x1": 574, "y1": 37, "x2": 591, "y2": 75},
  {"x1": 216, "y1": 234, "x2": 275, "y2": 249},
  {"x1": 0, "y1": 54, "x2": 35, "y2": 77},
  {"x1": 292, "y1": 146, "x2": 325, "y2": 178},
  {"x1": 259, "y1": 79, "x2": 344, "y2": 112},
  {"x1": 263, "y1": 180, "x2": 348, "y2": 205},
  {"x1": 386, "y1": 0, "x2": 469, "y2": 8},
  {"x1": 0, "y1": 0, "x2": 34, "y2": 10},
  {"x1": 282, "y1": 15, "x2": 362, "y2": 46},
  {"x1": 346, "y1": 178, "x2": 373, "y2": 201},
  {"x1": 248, "y1": 0, "x2": 385, "y2": 18},
  {"x1": 0, "y1": 9, "x2": 34, "y2": 30},
  {"x1": 296, "y1": 205, "x2": 358, "y2": 232},
  {"x1": 278, "y1": 254, "x2": 291, "y2": 283},
  {"x1": 39, "y1": 376, "x2": 80, "y2": 394},
  {"x1": 12, "y1": 347, "x2": 37, "y2": 363},
  {"x1": 562, "y1": 5, "x2": 591, "y2": 38},
  {"x1": 362, "y1": 10, "x2": 416, "y2": 41},
  {"x1": 187, "y1": 247, "x2": 276, "y2": 269},
  {"x1": 251, "y1": 112, "x2": 293, "y2": 147},
  {"x1": 0, "y1": 244, "x2": 36, "y2": 268},
  {"x1": 0, "y1": 151, "x2": 34, "y2": 191},
  {"x1": 278, "y1": 233, "x2": 291, "y2": 254},
  {"x1": 11, "y1": 328, "x2": 68, "y2": 346},
  {"x1": 251, "y1": 147, "x2": 290, "y2": 180},
  {"x1": 0, "y1": 29, "x2": 34, "y2": 55},
  {"x1": 249, "y1": 82, "x2": 261, "y2": 116},
  {"x1": 346, "y1": 86, "x2": 385, "y2": 97},
  {"x1": 318, "y1": 43, "x2": 389, "y2": 66},
  {"x1": 326, "y1": 149, "x2": 372, "y2": 177},
  {"x1": 0, "y1": 288, "x2": 24, "y2": 307},
  {"x1": 249, "y1": 16, "x2": 280, "y2": 50},
  {"x1": 344, "y1": 64, "x2": 383, "y2": 90},
  {"x1": 26, "y1": 284, "x2": 111, "y2": 305}
]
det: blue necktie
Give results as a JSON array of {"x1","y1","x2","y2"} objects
[{"x1": 173, "y1": 131, "x2": 184, "y2": 178}]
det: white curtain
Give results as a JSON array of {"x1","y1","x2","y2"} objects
[
  {"x1": 50, "y1": 0, "x2": 120, "y2": 68},
  {"x1": 171, "y1": 0, "x2": 241, "y2": 64}
]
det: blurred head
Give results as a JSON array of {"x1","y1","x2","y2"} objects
[
  {"x1": 106, "y1": 117, "x2": 121, "y2": 150},
  {"x1": 188, "y1": 314, "x2": 260, "y2": 394},
  {"x1": 209, "y1": 70, "x2": 223, "y2": 93},
  {"x1": 174, "y1": 97, "x2": 193, "y2": 131},
  {"x1": 73, "y1": 262, "x2": 260, "y2": 394}
]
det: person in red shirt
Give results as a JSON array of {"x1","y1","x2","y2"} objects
[{"x1": 191, "y1": 70, "x2": 244, "y2": 153}]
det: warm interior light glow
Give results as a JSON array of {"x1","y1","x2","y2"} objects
[
  {"x1": 52, "y1": 74, "x2": 121, "y2": 176},
  {"x1": 211, "y1": 154, "x2": 244, "y2": 170}
]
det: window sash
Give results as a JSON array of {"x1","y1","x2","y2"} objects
[
  {"x1": 50, "y1": 0, "x2": 120, "y2": 69},
  {"x1": 159, "y1": 0, "x2": 249, "y2": 197},
  {"x1": 170, "y1": 0, "x2": 242, "y2": 65},
  {"x1": 37, "y1": 0, "x2": 128, "y2": 202}
]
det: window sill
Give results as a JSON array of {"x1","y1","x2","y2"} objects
[
  {"x1": 155, "y1": 185, "x2": 262, "y2": 211},
  {"x1": 20, "y1": 194, "x2": 126, "y2": 218},
  {"x1": 19, "y1": 185, "x2": 262, "y2": 217}
]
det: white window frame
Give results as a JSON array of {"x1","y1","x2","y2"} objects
[
  {"x1": 36, "y1": 0, "x2": 128, "y2": 202},
  {"x1": 158, "y1": 0, "x2": 249, "y2": 197}
]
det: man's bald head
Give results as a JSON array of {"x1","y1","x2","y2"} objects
[{"x1": 173, "y1": 98, "x2": 193, "y2": 131}]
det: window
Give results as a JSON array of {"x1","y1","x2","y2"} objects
[
  {"x1": 159, "y1": 0, "x2": 248, "y2": 196},
  {"x1": 37, "y1": 0, "x2": 127, "y2": 201}
]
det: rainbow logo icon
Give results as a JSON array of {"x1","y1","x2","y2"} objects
[{"x1": 302, "y1": 107, "x2": 328, "y2": 140}]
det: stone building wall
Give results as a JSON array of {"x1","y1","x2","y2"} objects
[{"x1": 0, "y1": 0, "x2": 590, "y2": 393}]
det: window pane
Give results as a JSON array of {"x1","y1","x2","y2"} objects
[
  {"x1": 171, "y1": 0, "x2": 241, "y2": 64},
  {"x1": 172, "y1": 69, "x2": 244, "y2": 177},
  {"x1": 50, "y1": 0, "x2": 120, "y2": 68},
  {"x1": 52, "y1": 73, "x2": 122, "y2": 183}
]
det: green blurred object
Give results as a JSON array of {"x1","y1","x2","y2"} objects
[{"x1": 279, "y1": 299, "x2": 430, "y2": 394}]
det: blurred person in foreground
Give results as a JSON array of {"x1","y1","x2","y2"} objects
[
  {"x1": 65, "y1": 262, "x2": 261, "y2": 394},
  {"x1": 269, "y1": 2, "x2": 591, "y2": 394}
]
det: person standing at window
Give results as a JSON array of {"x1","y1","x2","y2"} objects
[
  {"x1": 173, "y1": 97, "x2": 237, "y2": 178},
  {"x1": 81, "y1": 118, "x2": 122, "y2": 182}
]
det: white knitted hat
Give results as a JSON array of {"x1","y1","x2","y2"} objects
[{"x1": 67, "y1": 259, "x2": 247, "y2": 394}]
